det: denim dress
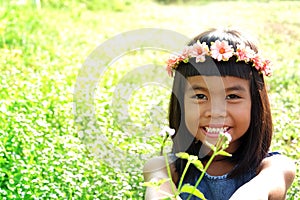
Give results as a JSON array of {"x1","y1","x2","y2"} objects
[{"x1": 177, "y1": 152, "x2": 279, "y2": 200}]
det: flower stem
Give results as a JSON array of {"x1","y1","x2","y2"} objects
[
  {"x1": 160, "y1": 135, "x2": 168, "y2": 155},
  {"x1": 164, "y1": 153, "x2": 177, "y2": 196},
  {"x1": 177, "y1": 160, "x2": 191, "y2": 191},
  {"x1": 186, "y1": 151, "x2": 217, "y2": 200}
]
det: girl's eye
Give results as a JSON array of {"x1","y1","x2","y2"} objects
[
  {"x1": 226, "y1": 94, "x2": 241, "y2": 99},
  {"x1": 193, "y1": 94, "x2": 208, "y2": 100}
]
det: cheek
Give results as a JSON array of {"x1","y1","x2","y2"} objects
[
  {"x1": 235, "y1": 104, "x2": 251, "y2": 134},
  {"x1": 244, "y1": 111, "x2": 251, "y2": 130},
  {"x1": 184, "y1": 102, "x2": 200, "y2": 137}
]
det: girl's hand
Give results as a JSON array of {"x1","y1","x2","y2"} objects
[
  {"x1": 230, "y1": 154, "x2": 295, "y2": 200},
  {"x1": 229, "y1": 176, "x2": 268, "y2": 200},
  {"x1": 143, "y1": 156, "x2": 181, "y2": 200}
]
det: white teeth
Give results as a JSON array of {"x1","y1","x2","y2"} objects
[{"x1": 205, "y1": 127, "x2": 228, "y2": 133}]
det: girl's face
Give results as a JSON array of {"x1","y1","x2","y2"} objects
[{"x1": 184, "y1": 75, "x2": 251, "y2": 153}]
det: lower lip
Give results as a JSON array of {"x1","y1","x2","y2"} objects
[{"x1": 205, "y1": 132, "x2": 220, "y2": 138}]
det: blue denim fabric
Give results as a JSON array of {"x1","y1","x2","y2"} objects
[
  {"x1": 178, "y1": 152, "x2": 280, "y2": 200},
  {"x1": 179, "y1": 169, "x2": 255, "y2": 200}
]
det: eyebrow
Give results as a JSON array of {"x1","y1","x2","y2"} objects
[
  {"x1": 187, "y1": 85, "x2": 247, "y2": 92},
  {"x1": 225, "y1": 85, "x2": 247, "y2": 92},
  {"x1": 187, "y1": 85, "x2": 209, "y2": 92}
]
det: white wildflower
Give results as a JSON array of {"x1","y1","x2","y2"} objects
[{"x1": 159, "y1": 126, "x2": 175, "y2": 137}]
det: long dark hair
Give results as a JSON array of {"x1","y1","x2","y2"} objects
[{"x1": 169, "y1": 28, "x2": 273, "y2": 180}]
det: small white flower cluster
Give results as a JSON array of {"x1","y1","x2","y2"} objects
[{"x1": 159, "y1": 126, "x2": 175, "y2": 137}]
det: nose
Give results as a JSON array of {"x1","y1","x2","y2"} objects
[{"x1": 204, "y1": 99, "x2": 227, "y2": 118}]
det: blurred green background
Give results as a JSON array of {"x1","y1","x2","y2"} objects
[{"x1": 0, "y1": 0, "x2": 299, "y2": 199}]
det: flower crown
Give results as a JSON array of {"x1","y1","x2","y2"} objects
[{"x1": 166, "y1": 40, "x2": 272, "y2": 77}]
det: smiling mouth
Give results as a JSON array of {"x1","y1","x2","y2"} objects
[{"x1": 203, "y1": 127, "x2": 230, "y2": 138}]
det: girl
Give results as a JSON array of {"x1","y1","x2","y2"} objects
[{"x1": 144, "y1": 28, "x2": 295, "y2": 200}]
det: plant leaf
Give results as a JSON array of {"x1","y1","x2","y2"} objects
[
  {"x1": 180, "y1": 184, "x2": 207, "y2": 200},
  {"x1": 188, "y1": 155, "x2": 198, "y2": 161},
  {"x1": 191, "y1": 160, "x2": 204, "y2": 171},
  {"x1": 216, "y1": 150, "x2": 232, "y2": 157},
  {"x1": 176, "y1": 152, "x2": 189, "y2": 160},
  {"x1": 142, "y1": 181, "x2": 157, "y2": 187},
  {"x1": 142, "y1": 178, "x2": 170, "y2": 187}
]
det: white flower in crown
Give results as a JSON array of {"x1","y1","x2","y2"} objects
[
  {"x1": 235, "y1": 43, "x2": 256, "y2": 62},
  {"x1": 210, "y1": 40, "x2": 234, "y2": 61},
  {"x1": 189, "y1": 41, "x2": 209, "y2": 62}
]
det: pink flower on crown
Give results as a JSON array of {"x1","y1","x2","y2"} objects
[
  {"x1": 166, "y1": 52, "x2": 189, "y2": 76},
  {"x1": 252, "y1": 54, "x2": 264, "y2": 71},
  {"x1": 190, "y1": 41, "x2": 209, "y2": 62},
  {"x1": 165, "y1": 39, "x2": 272, "y2": 77},
  {"x1": 182, "y1": 45, "x2": 192, "y2": 58},
  {"x1": 251, "y1": 55, "x2": 272, "y2": 76},
  {"x1": 166, "y1": 56, "x2": 177, "y2": 76},
  {"x1": 166, "y1": 64, "x2": 173, "y2": 77},
  {"x1": 261, "y1": 59, "x2": 272, "y2": 76},
  {"x1": 210, "y1": 40, "x2": 234, "y2": 61},
  {"x1": 236, "y1": 44, "x2": 256, "y2": 62}
]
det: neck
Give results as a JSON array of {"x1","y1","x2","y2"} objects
[
  {"x1": 201, "y1": 155, "x2": 230, "y2": 162},
  {"x1": 204, "y1": 158, "x2": 236, "y2": 176}
]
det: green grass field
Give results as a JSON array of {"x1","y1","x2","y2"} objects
[{"x1": 1, "y1": 0, "x2": 299, "y2": 199}]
